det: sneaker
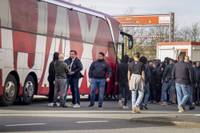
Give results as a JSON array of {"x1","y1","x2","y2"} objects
[
  {"x1": 66, "y1": 103, "x2": 73, "y2": 107},
  {"x1": 98, "y1": 105, "x2": 103, "y2": 109},
  {"x1": 143, "y1": 104, "x2": 148, "y2": 110},
  {"x1": 73, "y1": 104, "x2": 80, "y2": 108},
  {"x1": 132, "y1": 107, "x2": 137, "y2": 113},
  {"x1": 153, "y1": 101, "x2": 157, "y2": 104},
  {"x1": 122, "y1": 106, "x2": 129, "y2": 109},
  {"x1": 48, "y1": 103, "x2": 55, "y2": 107},
  {"x1": 56, "y1": 102, "x2": 60, "y2": 107},
  {"x1": 135, "y1": 106, "x2": 141, "y2": 113},
  {"x1": 88, "y1": 103, "x2": 94, "y2": 107},
  {"x1": 62, "y1": 103, "x2": 68, "y2": 108},
  {"x1": 118, "y1": 100, "x2": 123, "y2": 108},
  {"x1": 160, "y1": 102, "x2": 168, "y2": 106},
  {"x1": 178, "y1": 106, "x2": 185, "y2": 113}
]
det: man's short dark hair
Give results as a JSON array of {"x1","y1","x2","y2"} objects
[
  {"x1": 140, "y1": 56, "x2": 148, "y2": 64},
  {"x1": 178, "y1": 53, "x2": 185, "y2": 61},
  {"x1": 99, "y1": 52, "x2": 105, "y2": 57},
  {"x1": 134, "y1": 52, "x2": 140, "y2": 59},
  {"x1": 70, "y1": 50, "x2": 77, "y2": 55}
]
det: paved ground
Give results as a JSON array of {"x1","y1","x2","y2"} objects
[{"x1": 0, "y1": 97, "x2": 200, "y2": 133}]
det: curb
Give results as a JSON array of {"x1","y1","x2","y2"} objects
[{"x1": 130, "y1": 116, "x2": 200, "y2": 128}]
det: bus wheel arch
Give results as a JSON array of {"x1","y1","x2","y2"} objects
[
  {"x1": 21, "y1": 72, "x2": 38, "y2": 105},
  {"x1": 0, "y1": 71, "x2": 20, "y2": 106}
]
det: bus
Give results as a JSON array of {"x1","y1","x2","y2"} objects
[{"x1": 0, "y1": 0, "x2": 133, "y2": 106}]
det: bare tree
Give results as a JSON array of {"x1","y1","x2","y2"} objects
[
  {"x1": 191, "y1": 23, "x2": 200, "y2": 41},
  {"x1": 175, "y1": 22, "x2": 200, "y2": 41}
]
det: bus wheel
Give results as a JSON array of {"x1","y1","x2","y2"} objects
[
  {"x1": 0, "y1": 75, "x2": 18, "y2": 106},
  {"x1": 21, "y1": 76, "x2": 35, "y2": 105}
]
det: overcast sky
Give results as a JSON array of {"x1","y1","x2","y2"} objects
[{"x1": 65, "y1": 0, "x2": 200, "y2": 28}]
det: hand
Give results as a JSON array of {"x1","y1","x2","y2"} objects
[
  {"x1": 69, "y1": 71, "x2": 75, "y2": 75},
  {"x1": 106, "y1": 78, "x2": 110, "y2": 82},
  {"x1": 89, "y1": 78, "x2": 92, "y2": 83},
  {"x1": 115, "y1": 82, "x2": 118, "y2": 85}
]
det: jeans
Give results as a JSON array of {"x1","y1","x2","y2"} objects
[
  {"x1": 129, "y1": 74, "x2": 144, "y2": 107},
  {"x1": 161, "y1": 80, "x2": 173, "y2": 102},
  {"x1": 54, "y1": 78, "x2": 68, "y2": 106},
  {"x1": 175, "y1": 83, "x2": 190, "y2": 107},
  {"x1": 69, "y1": 77, "x2": 80, "y2": 105},
  {"x1": 90, "y1": 79, "x2": 106, "y2": 106},
  {"x1": 132, "y1": 89, "x2": 144, "y2": 107}
]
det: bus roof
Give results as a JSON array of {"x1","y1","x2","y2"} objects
[{"x1": 41, "y1": 0, "x2": 113, "y2": 20}]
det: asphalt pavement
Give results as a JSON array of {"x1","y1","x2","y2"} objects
[{"x1": 0, "y1": 97, "x2": 200, "y2": 133}]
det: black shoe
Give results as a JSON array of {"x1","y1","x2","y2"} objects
[
  {"x1": 88, "y1": 103, "x2": 94, "y2": 107},
  {"x1": 140, "y1": 106, "x2": 144, "y2": 110},
  {"x1": 98, "y1": 105, "x2": 102, "y2": 108},
  {"x1": 189, "y1": 106, "x2": 195, "y2": 110},
  {"x1": 144, "y1": 105, "x2": 148, "y2": 110}
]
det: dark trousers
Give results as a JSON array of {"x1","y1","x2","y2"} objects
[
  {"x1": 196, "y1": 83, "x2": 200, "y2": 103},
  {"x1": 69, "y1": 77, "x2": 80, "y2": 105},
  {"x1": 119, "y1": 83, "x2": 129, "y2": 106},
  {"x1": 48, "y1": 80, "x2": 54, "y2": 103},
  {"x1": 150, "y1": 83, "x2": 161, "y2": 102}
]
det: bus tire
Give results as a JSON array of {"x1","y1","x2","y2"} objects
[
  {"x1": 0, "y1": 75, "x2": 18, "y2": 106},
  {"x1": 21, "y1": 76, "x2": 35, "y2": 105}
]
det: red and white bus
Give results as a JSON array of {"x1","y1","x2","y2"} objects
[{"x1": 0, "y1": 0, "x2": 132, "y2": 106}]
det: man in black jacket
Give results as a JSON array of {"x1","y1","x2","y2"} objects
[
  {"x1": 48, "y1": 52, "x2": 59, "y2": 107},
  {"x1": 140, "y1": 56, "x2": 151, "y2": 110},
  {"x1": 117, "y1": 55, "x2": 129, "y2": 109},
  {"x1": 65, "y1": 50, "x2": 83, "y2": 108},
  {"x1": 184, "y1": 56, "x2": 195, "y2": 110},
  {"x1": 195, "y1": 62, "x2": 200, "y2": 105},
  {"x1": 160, "y1": 58, "x2": 174, "y2": 106},
  {"x1": 88, "y1": 52, "x2": 112, "y2": 108},
  {"x1": 172, "y1": 54, "x2": 193, "y2": 113}
]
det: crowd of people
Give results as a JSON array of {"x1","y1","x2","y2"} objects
[
  {"x1": 47, "y1": 50, "x2": 200, "y2": 113},
  {"x1": 118, "y1": 52, "x2": 200, "y2": 113},
  {"x1": 47, "y1": 50, "x2": 111, "y2": 108}
]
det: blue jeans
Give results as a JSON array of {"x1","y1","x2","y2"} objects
[
  {"x1": 175, "y1": 83, "x2": 190, "y2": 107},
  {"x1": 132, "y1": 89, "x2": 144, "y2": 107},
  {"x1": 69, "y1": 77, "x2": 80, "y2": 105},
  {"x1": 90, "y1": 79, "x2": 106, "y2": 106},
  {"x1": 161, "y1": 80, "x2": 173, "y2": 102}
]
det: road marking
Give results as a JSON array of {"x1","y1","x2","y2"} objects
[
  {"x1": 5, "y1": 123, "x2": 47, "y2": 127},
  {"x1": 193, "y1": 114, "x2": 200, "y2": 116},
  {"x1": 75, "y1": 120, "x2": 109, "y2": 124}
]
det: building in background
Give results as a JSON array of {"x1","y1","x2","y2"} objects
[{"x1": 157, "y1": 42, "x2": 200, "y2": 61}]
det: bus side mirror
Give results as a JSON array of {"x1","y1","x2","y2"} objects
[{"x1": 128, "y1": 37, "x2": 133, "y2": 49}]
